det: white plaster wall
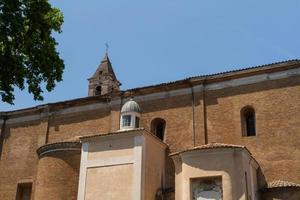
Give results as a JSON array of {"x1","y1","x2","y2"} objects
[
  {"x1": 173, "y1": 148, "x2": 258, "y2": 200},
  {"x1": 85, "y1": 164, "x2": 134, "y2": 200},
  {"x1": 77, "y1": 131, "x2": 167, "y2": 200},
  {"x1": 87, "y1": 136, "x2": 134, "y2": 160}
]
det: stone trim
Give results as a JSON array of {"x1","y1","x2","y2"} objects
[
  {"x1": 79, "y1": 128, "x2": 168, "y2": 149},
  {"x1": 36, "y1": 141, "x2": 81, "y2": 158},
  {"x1": 77, "y1": 142, "x2": 88, "y2": 200}
]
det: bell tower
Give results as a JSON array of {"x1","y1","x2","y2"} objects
[{"x1": 88, "y1": 53, "x2": 121, "y2": 96}]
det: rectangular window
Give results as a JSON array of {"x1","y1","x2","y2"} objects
[
  {"x1": 135, "y1": 117, "x2": 140, "y2": 128},
  {"x1": 122, "y1": 115, "x2": 131, "y2": 127},
  {"x1": 16, "y1": 182, "x2": 32, "y2": 200}
]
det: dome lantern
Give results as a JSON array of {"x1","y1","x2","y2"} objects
[{"x1": 120, "y1": 99, "x2": 141, "y2": 130}]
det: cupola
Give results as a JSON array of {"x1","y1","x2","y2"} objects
[{"x1": 120, "y1": 99, "x2": 141, "y2": 130}]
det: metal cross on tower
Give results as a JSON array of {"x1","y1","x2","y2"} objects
[{"x1": 105, "y1": 42, "x2": 109, "y2": 54}]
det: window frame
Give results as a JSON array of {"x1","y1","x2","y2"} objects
[
  {"x1": 190, "y1": 176, "x2": 223, "y2": 200},
  {"x1": 151, "y1": 118, "x2": 166, "y2": 141},
  {"x1": 16, "y1": 182, "x2": 32, "y2": 200},
  {"x1": 241, "y1": 106, "x2": 256, "y2": 137},
  {"x1": 122, "y1": 115, "x2": 132, "y2": 127},
  {"x1": 135, "y1": 116, "x2": 140, "y2": 128}
]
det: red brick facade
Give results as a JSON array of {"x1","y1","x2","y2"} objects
[{"x1": 0, "y1": 58, "x2": 300, "y2": 199}]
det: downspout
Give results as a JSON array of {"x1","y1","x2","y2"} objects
[
  {"x1": 41, "y1": 105, "x2": 51, "y2": 145},
  {"x1": 202, "y1": 79, "x2": 208, "y2": 144},
  {"x1": 119, "y1": 92, "x2": 124, "y2": 130},
  {"x1": 0, "y1": 115, "x2": 8, "y2": 158},
  {"x1": 45, "y1": 113, "x2": 51, "y2": 144},
  {"x1": 190, "y1": 84, "x2": 196, "y2": 147}
]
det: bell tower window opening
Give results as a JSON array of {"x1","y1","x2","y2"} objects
[
  {"x1": 241, "y1": 106, "x2": 256, "y2": 137},
  {"x1": 95, "y1": 86, "x2": 102, "y2": 95}
]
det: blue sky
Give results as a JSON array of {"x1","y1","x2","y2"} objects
[{"x1": 2, "y1": 0, "x2": 300, "y2": 111}]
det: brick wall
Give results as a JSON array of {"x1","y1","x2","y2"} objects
[
  {"x1": 0, "y1": 72, "x2": 299, "y2": 199},
  {"x1": 205, "y1": 76, "x2": 300, "y2": 184},
  {"x1": 0, "y1": 120, "x2": 47, "y2": 199},
  {"x1": 34, "y1": 152, "x2": 80, "y2": 200}
]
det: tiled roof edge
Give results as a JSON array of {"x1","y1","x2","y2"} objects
[
  {"x1": 127, "y1": 59, "x2": 300, "y2": 92},
  {"x1": 2, "y1": 59, "x2": 300, "y2": 114},
  {"x1": 169, "y1": 143, "x2": 246, "y2": 157},
  {"x1": 79, "y1": 128, "x2": 146, "y2": 140}
]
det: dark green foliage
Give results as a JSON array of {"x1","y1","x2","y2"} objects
[{"x1": 0, "y1": 0, "x2": 64, "y2": 104}]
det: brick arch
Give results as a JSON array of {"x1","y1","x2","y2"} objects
[{"x1": 151, "y1": 118, "x2": 166, "y2": 141}]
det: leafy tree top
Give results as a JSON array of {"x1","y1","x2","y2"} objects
[{"x1": 0, "y1": 0, "x2": 64, "y2": 104}]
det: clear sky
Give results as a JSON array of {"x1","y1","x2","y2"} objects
[{"x1": 2, "y1": 0, "x2": 300, "y2": 111}]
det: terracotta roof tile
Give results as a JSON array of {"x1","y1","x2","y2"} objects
[
  {"x1": 267, "y1": 180, "x2": 300, "y2": 189},
  {"x1": 169, "y1": 143, "x2": 246, "y2": 156},
  {"x1": 79, "y1": 128, "x2": 145, "y2": 140}
]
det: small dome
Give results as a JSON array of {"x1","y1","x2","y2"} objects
[{"x1": 121, "y1": 99, "x2": 141, "y2": 113}]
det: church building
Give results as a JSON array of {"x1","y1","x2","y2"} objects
[{"x1": 0, "y1": 54, "x2": 300, "y2": 200}]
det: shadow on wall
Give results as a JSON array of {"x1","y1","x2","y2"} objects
[
  {"x1": 140, "y1": 93, "x2": 201, "y2": 114},
  {"x1": 261, "y1": 187, "x2": 300, "y2": 200},
  {"x1": 165, "y1": 149, "x2": 175, "y2": 187},
  {"x1": 206, "y1": 76, "x2": 300, "y2": 106},
  {"x1": 49, "y1": 106, "x2": 111, "y2": 130},
  {"x1": 155, "y1": 149, "x2": 175, "y2": 200},
  {"x1": 0, "y1": 101, "x2": 112, "y2": 142}
]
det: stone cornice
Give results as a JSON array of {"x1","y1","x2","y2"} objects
[
  {"x1": 37, "y1": 141, "x2": 81, "y2": 159},
  {"x1": 1, "y1": 59, "x2": 300, "y2": 124}
]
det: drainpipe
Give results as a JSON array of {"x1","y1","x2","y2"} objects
[
  {"x1": 45, "y1": 113, "x2": 52, "y2": 145},
  {"x1": 0, "y1": 115, "x2": 8, "y2": 158},
  {"x1": 190, "y1": 84, "x2": 196, "y2": 147},
  {"x1": 40, "y1": 105, "x2": 51, "y2": 145},
  {"x1": 202, "y1": 80, "x2": 208, "y2": 144},
  {"x1": 119, "y1": 92, "x2": 124, "y2": 130}
]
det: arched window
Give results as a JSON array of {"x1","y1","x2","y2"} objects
[
  {"x1": 241, "y1": 106, "x2": 256, "y2": 136},
  {"x1": 151, "y1": 118, "x2": 166, "y2": 141},
  {"x1": 95, "y1": 86, "x2": 102, "y2": 95}
]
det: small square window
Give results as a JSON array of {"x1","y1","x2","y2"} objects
[{"x1": 122, "y1": 115, "x2": 131, "y2": 127}]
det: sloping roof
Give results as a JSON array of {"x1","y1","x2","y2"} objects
[
  {"x1": 79, "y1": 127, "x2": 146, "y2": 140},
  {"x1": 267, "y1": 180, "x2": 300, "y2": 189},
  {"x1": 90, "y1": 53, "x2": 117, "y2": 80},
  {"x1": 169, "y1": 143, "x2": 247, "y2": 156},
  {"x1": 127, "y1": 59, "x2": 300, "y2": 92},
  {"x1": 2, "y1": 59, "x2": 300, "y2": 114}
]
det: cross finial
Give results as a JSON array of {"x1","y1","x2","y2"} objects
[{"x1": 105, "y1": 42, "x2": 109, "y2": 55}]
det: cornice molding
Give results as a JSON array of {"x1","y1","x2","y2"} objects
[{"x1": 36, "y1": 141, "x2": 81, "y2": 159}]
